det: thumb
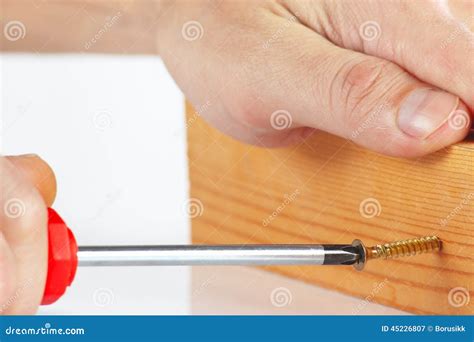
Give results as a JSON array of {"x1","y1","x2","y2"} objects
[
  {"x1": 311, "y1": 50, "x2": 472, "y2": 157},
  {"x1": 5, "y1": 154, "x2": 57, "y2": 207},
  {"x1": 255, "y1": 23, "x2": 471, "y2": 157},
  {"x1": 0, "y1": 155, "x2": 52, "y2": 314}
]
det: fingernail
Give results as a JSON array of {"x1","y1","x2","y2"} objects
[{"x1": 398, "y1": 89, "x2": 459, "y2": 139}]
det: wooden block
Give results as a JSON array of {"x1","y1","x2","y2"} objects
[{"x1": 187, "y1": 102, "x2": 473, "y2": 314}]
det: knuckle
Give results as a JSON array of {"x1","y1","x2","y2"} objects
[
  {"x1": 230, "y1": 96, "x2": 274, "y2": 130},
  {"x1": 335, "y1": 58, "x2": 399, "y2": 134},
  {"x1": 340, "y1": 58, "x2": 387, "y2": 108}
]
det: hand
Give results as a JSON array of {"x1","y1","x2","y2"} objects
[
  {"x1": 157, "y1": 0, "x2": 473, "y2": 157},
  {"x1": 0, "y1": 155, "x2": 56, "y2": 314}
]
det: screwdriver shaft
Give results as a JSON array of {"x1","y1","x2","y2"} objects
[{"x1": 77, "y1": 244, "x2": 359, "y2": 267}]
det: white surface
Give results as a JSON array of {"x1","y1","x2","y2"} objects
[
  {"x1": 1, "y1": 54, "x2": 405, "y2": 315},
  {"x1": 192, "y1": 267, "x2": 406, "y2": 315},
  {"x1": 1, "y1": 54, "x2": 190, "y2": 314}
]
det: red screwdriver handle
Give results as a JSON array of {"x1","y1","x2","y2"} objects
[{"x1": 41, "y1": 208, "x2": 78, "y2": 305}]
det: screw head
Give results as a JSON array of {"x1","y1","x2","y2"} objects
[{"x1": 351, "y1": 239, "x2": 367, "y2": 271}]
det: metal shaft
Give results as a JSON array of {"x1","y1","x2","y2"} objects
[
  {"x1": 78, "y1": 244, "x2": 360, "y2": 267},
  {"x1": 76, "y1": 236, "x2": 441, "y2": 270}
]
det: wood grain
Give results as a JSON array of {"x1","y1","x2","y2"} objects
[{"x1": 187, "y1": 103, "x2": 473, "y2": 314}]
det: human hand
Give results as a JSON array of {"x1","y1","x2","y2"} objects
[
  {"x1": 0, "y1": 155, "x2": 56, "y2": 314},
  {"x1": 157, "y1": 0, "x2": 473, "y2": 157}
]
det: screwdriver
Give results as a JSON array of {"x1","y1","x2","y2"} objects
[{"x1": 43, "y1": 208, "x2": 442, "y2": 305}]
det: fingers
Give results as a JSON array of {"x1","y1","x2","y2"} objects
[
  {"x1": 375, "y1": 3, "x2": 474, "y2": 112},
  {"x1": 304, "y1": 0, "x2": 474, "y2": 111},
  {"x1": 0, "y1": 156, "x2": 49, "y2": 314},
  {"x1": 320, "y1": 57, "x2": 468, "y2": 157},
  {"x1": 245, "y1": 18, "x2": 470, "y2": 157},
  {"x1": 5, "y1": 154, "x2": 57, "y2": 207},
  {"x1": 159, "y1": 2, "x2": 470, "y2": 155}
]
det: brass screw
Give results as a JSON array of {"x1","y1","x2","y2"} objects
[{"x1": 352, "y1": 236, "x2": 442, "y2": 270}]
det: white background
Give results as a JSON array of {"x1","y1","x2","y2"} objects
[
  {"x1": 2, "y1": 54, "x2": 189, "y2": 314},
  {"x1": 1, "y1": 54, "x2": 404, "y2": 315}
]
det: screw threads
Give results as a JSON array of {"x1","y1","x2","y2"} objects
[{"x1": 367, "y1": 236, "x2": 441, "y2": 260}]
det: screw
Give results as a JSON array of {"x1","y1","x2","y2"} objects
[{"x1": 352, "y1": 236, "x2": 442, "y2": 270}]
